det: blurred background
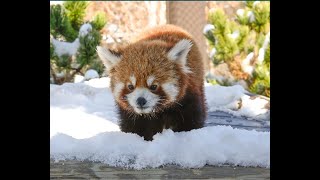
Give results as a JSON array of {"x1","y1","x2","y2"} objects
[{"x1": 50, "y1": 1, "x2": 270, "y2": 97}]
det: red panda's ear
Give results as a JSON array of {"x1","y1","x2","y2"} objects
[
  {"x1": 167, "y1": 39, "x2": 193, "y2": 73},
  {"x1": 96, "y1": 46, "x2": 122, "y2": 71}
]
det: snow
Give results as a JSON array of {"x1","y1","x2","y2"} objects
[
  {"x1": 74, "y1": 75, "x2": 85, "y2": 83},
  {"x1": 51, "y1": 107, "x2": 120, "y2": 139},
  {"x1": 50, "y1": 82, "x2": 117, "y2": 139},
  {"x1": 241, "y1": 52, "x2": 254, "y2": 75},
  {"x1": 51, "y1": 23, "x2": 94, "y2": 59},
  {"x1": 263, "y1": 32, "x2": 270, "y2": 49},
  {"x1": 236, "y1": 9, "x2": 245, "y2": 17},
  {"x1": 247, "y1": 11, "x2": 255, "y2": 23},
  {"x1": 205, "y1": 85, "x2": 269, "y2": 119},
  {"x1": 84, "y1": 77, "x2": 111, "y2": 88},
  {"x1": 51, "y1": 38, "x2": 80, "y2": 57},
  {"x1": 50, "y1": 1, "x2": 63, "y2": 5},
  {"x1": 50, "y1": 78, "x2": 269, "y2": 169},
  {"x1": 74, "y1": 75, "x2": 111, "y2": 88},
  {"x1": 257, "y1": 48, "x2": 265, "y2": 63},
  {"x1": 79, "y1": 23, "x2": 92, "y2": 37},
  {"x1": 84, "y1": 69, "x2": 99, "y2": 80},
  {"x1": 209, "y1": 48, "x2": 216, "y2": 58},
  {"x1": 51, "y1": 127, "x2": 269, "y2": 169},
  {"x1": 237, "y1": 9, "x2": 254, "y2": 22},
  {"x1": 257, "y1": 32, "x2": 270, "y2": 63},
  {"x1": 228, "y1": 30, "x2": 240, "y2": 40},
  {"x1": 203, "y1": 24, "x2": 215, "y2": 34}
]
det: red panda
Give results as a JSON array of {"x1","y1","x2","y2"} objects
[{"x1": 97, "y1": 24, "x2": 207, "y2": 141}]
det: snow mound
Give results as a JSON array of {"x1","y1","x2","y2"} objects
[
  {"x1": 205, "y1": 85, "x2": 269, "y2": 119},
  {"x1": 50, "y1": 82, "x2": 118, "y2": 139},
  {"x1": 74, "y1": 74, "x2": 85, "y2": 83},
  {"x1": 84, "y1": 69, "x2": 99, "y2": 80},
  {"x1": 83, "y1": 77, "x2": 110, "y2": 88},
  {"x1": 51, "y1": 126, "x2": 269, "y2": 169}
]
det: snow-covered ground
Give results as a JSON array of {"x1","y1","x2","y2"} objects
[{"x1": 50, "y1": 77, "x2": 270, "y2": 169}]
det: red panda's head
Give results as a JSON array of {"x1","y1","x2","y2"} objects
[{"x1": 97, "y1": 39, "x2": 193, "y2": 115}]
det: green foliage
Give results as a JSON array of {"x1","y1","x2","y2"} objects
[
  {"x1": 249, "y1": 63, "x2": 270, "y2": 97},
  {"x1": 50, "y1": 42, "x2": 60, "y2": 72},
  {"x1": 56, "y1": 54, "x2": 71, "y2": 69},
  {"x1": 236, "y1": 25, "x2": 250, "y2": 51},
  {"x1": 50, "y1": 2, "x2": 107, "y2": 84},
  {"x1": 76, "y1": 28, "x2": 105, "y2": 75},
  {"x1": 249, "y1": 42, "x2": 270, "y2": 97},
  {"x1": 208, "y1": 9, "x2": 229, "y2": 35},
  {"x1": 251, "y1": 2, "x2": 270, "y2": 33},
  {"x1": 207, "y1": 9, "x2": 251, "y2": 64},
  {"x1": 89, "y1": 60, "x2": 105, "y2": 75},
  {"x1": 64, "y1": 1, "x2": 89, "y2": 31},
  {"x1": 208, "y1": 79, "x2": 219, "y2": 85},
  {"x1": 204, "y1": 29, "x2": 215, "y2": 47},
  {"x1": 76, "y1": 29, "x2": 101, "y2": 68},
  {"x1": 249, "y1": 77, "x2": 270, "y2": 97},
  {"x1": 245, "y1": 1, "x2": 254, "y2": 9},
  {"x1": 264, "y1": 44, "x2": 270, "y2": 66},
  {"x1": 236, "y1": 11, "x2": 250, "y2": 26},
  {"x1": 209, "y1": 79, "x2": 233, "y2": 86},
  {"x1": 91, "y1": 12, "x2": 107, "y2": 31},
  {"x1": 204, "y1": 1, "x2": 270, "y2": 97},
  {"x1": 256, "y1": 33, "x2": 265, "y2": 49},
  {"x1": 50, "y1": 42, "x2": 55, "y2": 59},
  {"x1": 50, "y1": 5, "x2": 77, "y2": 41}
]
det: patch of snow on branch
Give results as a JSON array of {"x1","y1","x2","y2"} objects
[
  {"x1": 51, "y1": 38, "x2": 80, "y2": 57},
  {"x1": 79, "y1": 23, "x2": 92, "y2": 37}
]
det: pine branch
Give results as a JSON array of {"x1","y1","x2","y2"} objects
[{"x1": 70, "y1": 67, "x2": 84, "y2": 76}]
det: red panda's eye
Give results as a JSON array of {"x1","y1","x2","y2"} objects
[
  {"x1": 150, "y1": 85, "x2": 158, "y2": 91},
  {"x1": 128, "y1": 84, "x2": 134, "y2": 90}
]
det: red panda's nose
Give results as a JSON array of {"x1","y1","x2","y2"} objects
[{"x1": 136, "y1": 97, "x2": 147, "y2": 107}]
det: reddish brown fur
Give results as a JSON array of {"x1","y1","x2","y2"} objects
[
  {"x1": 104, "y1": 24, "x2": 207, "y2": 140},
  {"x1": 110, "y1": 25, "x2": 205, "y2": 105}
]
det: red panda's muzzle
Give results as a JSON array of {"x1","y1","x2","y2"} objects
[{"x1": 125, "y1": 87, "x2": 160, "y2": 114}]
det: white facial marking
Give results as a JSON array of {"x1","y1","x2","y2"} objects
[
  {"x1": 167, "y1": 39, "x2": 193, "y2": 74},
  {"x1": 147, "y1": 76, "x2": 155, "y2": 86},
  {"x1": 162, "y1": 82, "x2": 179, "y2": 102},
  {"x1": 182, "y1": 66, "x2": 192, "y2": 74},
  {"x1": 113, "y1": 82, "x2": 124, "y2": 99},
  {"x1": 129, "y1": 75, "x2": 136, "y2": 86},
  {"x1": 127, "y1": 88, "x2": 159, "y2": 114}
]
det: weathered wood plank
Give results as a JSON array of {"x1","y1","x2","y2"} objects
[
  {"x1": 50, "y1": 160, "x2": 270, "y2": 179},
  {"x1": 205, "y1": 111, "x2": 270, "y2": 132}
]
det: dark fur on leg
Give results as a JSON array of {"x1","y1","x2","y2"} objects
[{"x1": 118, "y1": 88, "x2": 207, "y2": 141}]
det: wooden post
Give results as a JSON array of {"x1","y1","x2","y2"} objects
[{"x1": 166, "y1": 1, "x2": 210, "y2": 73}]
